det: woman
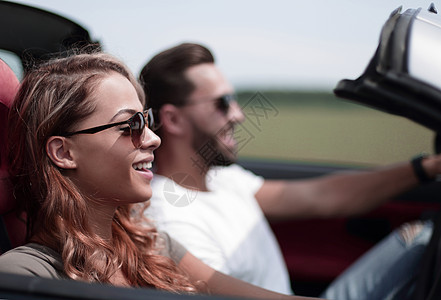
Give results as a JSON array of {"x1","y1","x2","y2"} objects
[{"x1": 0, "y1": 52, "x2": 318, "y2": 299}]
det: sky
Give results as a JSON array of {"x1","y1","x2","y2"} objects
[{"x1": 9, "y1": 0, "x2": 438, "y2": 90}]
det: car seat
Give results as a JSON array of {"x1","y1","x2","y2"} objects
[{"x1": 0, "y1": 59, "x2": 26, "y2": 253}]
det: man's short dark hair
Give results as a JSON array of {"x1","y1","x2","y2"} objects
[{"x1": 139, "y1": 43, "x2": 215, "y2": 114}]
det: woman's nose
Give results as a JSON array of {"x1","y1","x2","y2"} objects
[{"x1": 140, "y1": 127, "x2": 161, "y2": 150}]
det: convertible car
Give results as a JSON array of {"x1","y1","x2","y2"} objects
[{"x1": 1, "y1": 1, "x2": 440, "y2": 298}]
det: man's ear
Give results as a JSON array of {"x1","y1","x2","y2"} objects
[
  {"x1": 160, "y1": 104, "x2": 186, "y2": 135},
  {"x1": 46, "y1": 136, "x2": 77, "y2": 169}
]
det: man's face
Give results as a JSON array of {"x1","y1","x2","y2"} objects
[{"x1": 182, "y1": 63, "x2": 245, "y2": 167}]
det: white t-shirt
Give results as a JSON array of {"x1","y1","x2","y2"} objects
[{"x1": 146, "y1": 164, "x2": 292, "y2": 294}]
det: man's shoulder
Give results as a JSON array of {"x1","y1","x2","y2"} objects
[
  {"x1": 208, "y1": 164, "x2": 263, "y2": 192},
  {"x1": 208, "y1": 164, "x2": 251, "y2": 180},
  {"x1": 148, "y1": 174, "x2": 200, "y2": 218}
]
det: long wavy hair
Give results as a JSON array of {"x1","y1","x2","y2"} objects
[{"x1": 7, "y1": 52, "x2": 197, "y2": 293}]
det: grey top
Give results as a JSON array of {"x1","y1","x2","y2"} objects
[
  {"x1": 0, "y1": 232, "x2": 187, "y2": 279},
  {"x1": 0, "y1": 242, "x2": 65, "y2": 279}
]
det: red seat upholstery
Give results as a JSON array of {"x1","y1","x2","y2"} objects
[{"x1": 0, "y1": 59, "x2": 26, "y2": 252}]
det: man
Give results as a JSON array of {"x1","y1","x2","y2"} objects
[{"x1": 140, "y1": 43, "x2": 439, "y2": 298}]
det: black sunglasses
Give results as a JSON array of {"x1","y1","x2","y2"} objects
[
  {"x1": 185, "y1": 94, "x2": 236, "y2": 114},
  {"x1": 62, "y1": 108, "x2": 155, "y2": 149}
]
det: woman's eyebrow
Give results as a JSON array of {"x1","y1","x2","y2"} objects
[{"x1": 109, "y1": 108, "x2": 138, "y2": 122}]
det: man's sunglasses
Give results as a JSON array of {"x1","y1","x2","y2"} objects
[
  {"x1": 185, "y1": 94, "x2": 236, "y2": 114},
  {"x1": 62, "y1": 108, "x2": 155, "y2": 149}
]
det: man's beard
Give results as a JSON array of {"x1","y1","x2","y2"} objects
[{"x1": 190, "y1": 120, "x2": 236, "y2": 170}]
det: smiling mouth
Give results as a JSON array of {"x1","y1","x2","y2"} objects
[{"x1": 132, "y1": 162, "x2": 153, "y2": 171}]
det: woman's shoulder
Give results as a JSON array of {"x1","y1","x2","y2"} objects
[{"x1": 0, "y1": 243, "x2": 65, "y2": 279}]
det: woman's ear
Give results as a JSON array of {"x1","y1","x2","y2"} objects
[
  {"x1": 46, "y1": 136, "x2": 77, "y2": 169},
  {"x1": 160, "y1": 104, "x2": 186, "y2": 135}
]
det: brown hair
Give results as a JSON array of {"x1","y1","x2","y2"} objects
[
  {"x1": 7, "y1": 52, "x2": 197, "y2": 292},
  {"x1": 139, "y1": 43, "x2": 214, "y2": 126}
]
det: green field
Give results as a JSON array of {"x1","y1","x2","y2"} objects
[{"x1": 235, "y1": 90, "x2": 434, "y2": 167}]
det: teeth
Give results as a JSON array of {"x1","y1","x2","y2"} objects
[{"x1": 133, "y1": 161, "x2": 152, "y2": 170}]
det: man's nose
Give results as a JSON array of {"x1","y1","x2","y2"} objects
[{"x1": 228, "y1": 101, "x2": 245, "y2": 123}]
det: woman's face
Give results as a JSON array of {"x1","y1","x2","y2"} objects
[{"x1": 67, "y1": 72, "x2": 160, "y2": 206}]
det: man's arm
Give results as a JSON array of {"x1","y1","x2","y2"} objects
[{"x1": 255, "y1": 155, "x2": 441, "y2": 219}]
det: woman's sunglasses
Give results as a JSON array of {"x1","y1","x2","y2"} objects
[
  {"x1": 185, "y1": 94, "x2": 236, "y2": 115},
  {"x1": 62, "y1": 108, "x2": 155, "y2": 148}
]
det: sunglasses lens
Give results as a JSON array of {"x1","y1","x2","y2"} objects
[
  {"x1": 218, "y1": 95, "x2": 234, "y2": 114},
  {"x1": 130, "y1": 112, "x2": 145, "y2": 148},
  {"x1": 218, "y1": 99, "x2": 228, "y2": 114}
]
